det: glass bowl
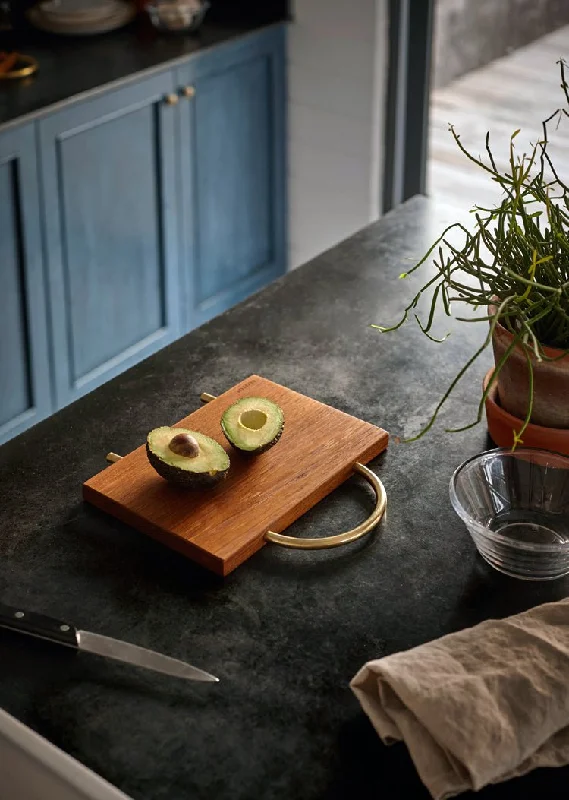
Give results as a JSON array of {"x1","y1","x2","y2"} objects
[
  {"x1": 450, "y1": 448, "x2": 569, "y2": 580},
  {"x1": 146, "y1": 0, "x2": 209, "y2": 34}
]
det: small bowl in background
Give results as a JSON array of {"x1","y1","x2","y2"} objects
[
  {"x1": 450, "y1": 448, "x2": 569, "y2": 580},
  {"x1": 146, "y1": 0, "x2": 209, "y2": 34}
]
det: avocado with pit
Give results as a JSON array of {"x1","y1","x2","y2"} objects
[
  {"x1": 146, "y1": 427, "x2": 230, "y2": 488},
  {"x1": 221, "y1": 397, "x2": 284, "y2": 454}
]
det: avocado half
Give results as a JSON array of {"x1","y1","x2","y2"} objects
[
  {"x1": 146, "y1": 427, "x2": 230, "y2": 488},
  {"x1": 221, "y1": 397, "x2": 284, "y2": 454}
]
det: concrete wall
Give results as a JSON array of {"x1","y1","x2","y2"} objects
[
  {"x1": 287, "y1": 1, "x2": 387, "y2": 269},
  {"x1": 434, "y1": 0, "x2": 569, "y2": 88}
]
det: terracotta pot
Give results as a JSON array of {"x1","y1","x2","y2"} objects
[
  {"x1": 484, "y1": 369, "x2": 569, "y2": 454},
  {"x1": 491, "y1": 317, "x2": 569, "y2": 429}
]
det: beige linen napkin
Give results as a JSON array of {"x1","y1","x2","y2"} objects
[{"x1": 351, "y1": 598, "x2": 569, "y2": 799}]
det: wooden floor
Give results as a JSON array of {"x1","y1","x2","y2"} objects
[{"x1": 428, "y1": 25, "x2": 569, "y2": 210}]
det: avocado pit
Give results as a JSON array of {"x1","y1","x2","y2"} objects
[{"x1": 169, "y1": 432, "x2": 200, "y2": 458}]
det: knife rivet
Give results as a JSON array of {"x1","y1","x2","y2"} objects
[
  {"x1": 60, "y1": 624, "x2": 70, "y2": 632},
  {"x1": 14, "y1": 611, "x2": 24, "y2": 618}
]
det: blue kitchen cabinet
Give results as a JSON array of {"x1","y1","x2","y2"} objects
[
  {"x1": 0, "y1": 124, "x2": 53, "y2": 445},
  {"x1": 176, "y1": 26, "x2": 287, "y2": 330},
  {"x1": 0, "y1": 27, "x2": 286, "y2": 442},
  {"x1": 39, "y1": 71, "x2": 181, "y2": 409}
]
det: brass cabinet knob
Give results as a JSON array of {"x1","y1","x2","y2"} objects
[
  {"x1": 164, "y1": 93, "x2": 179, "y2": 106},
  {"x1": 182, "y1": 85, "x2": 196, "y2": 98}
]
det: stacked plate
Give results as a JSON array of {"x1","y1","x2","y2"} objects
[{"x1": 28, "y1": 0, "x2": 136, "y2": 35}]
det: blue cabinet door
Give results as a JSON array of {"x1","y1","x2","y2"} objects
[
  {"x1": 0, "y1": 124, "x2": 52, "y2": 445},
  {"x1": 39, "y1": 72, "x2": 180, "y2": 408},
  {"x1": 176, "y1": 26, "x2": 287, "y2": 330}
]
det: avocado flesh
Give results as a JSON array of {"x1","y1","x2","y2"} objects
[
  {"x1": 221, "y1": 397, "x2": 284, "y2": 453},
  {"x1": 146, "y1": 427, "x2": 230, "y2": 488}
]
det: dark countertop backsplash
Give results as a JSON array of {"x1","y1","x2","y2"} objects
[
  {"x1": 0, "y1": 1, "x2": 289, "y2": 130},
  {"x1": 5, "y1": 0, "x2": 289, "y2": 31}
]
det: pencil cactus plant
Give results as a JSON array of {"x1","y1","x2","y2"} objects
[{"x1": 376, "y1": 60, "x2": 569, "y2": 448}]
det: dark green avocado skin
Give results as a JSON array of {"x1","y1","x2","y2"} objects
[
  {"x1": 222, "y1": 421, "x2": 284, "y2": 455},
  {"x1": 146, "y1": 443, "x2": 229, "y2": 488}
]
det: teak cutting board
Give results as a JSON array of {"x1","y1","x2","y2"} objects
[{"x1": 83, "y1": 376, "x2": 388, "y2": 575}]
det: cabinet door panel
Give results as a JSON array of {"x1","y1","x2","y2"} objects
[
  {"x1": 0, "y1": 125, "x2": 52, "y2": 444},
  {"x1": 177, "y1": 27, "x2": 286, "y2": 329},
  {"x1": 40, "y1": 73, "x2": 180, "y2": 407},
  {"x1": 58, "y1": 106, "x2": 165, "y2": 379},
  {"x1": 0, "y1": 160, "x2": 30, "y2": 427},
  {"x1": 194, "y1": 56, "x2": 272, "y2": 304}
]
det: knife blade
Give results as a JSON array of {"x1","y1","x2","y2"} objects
[{"x1": 0, "y1": 602, "x2": 218, "y2": 683}]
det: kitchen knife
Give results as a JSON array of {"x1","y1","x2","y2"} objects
[{"x1": 0, "y1": 602, "x2": 218, "y2": 683}]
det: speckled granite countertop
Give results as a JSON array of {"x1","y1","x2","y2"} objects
[{"x1": 1, "y1": 197, "x2": 567, "y2": 799}]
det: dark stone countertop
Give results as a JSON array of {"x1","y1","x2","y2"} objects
[
  {"x1": 1, "y1": 196, "x2": 568, "y2": 800},
  {"x1": 0, "y1": 16, "x2": 284, "y2": 131}
]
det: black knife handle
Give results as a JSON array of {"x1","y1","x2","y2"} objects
[{"x1": 0, "y1": 603, "x2": 78, "y2": 648}]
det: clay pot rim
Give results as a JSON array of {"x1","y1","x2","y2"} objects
[
  {"x1": 484, "y1": 368, "x2": 569, "y2": 438},
  {"x1": 488, "y1": 302, "x2": 569, "y2": 360}
]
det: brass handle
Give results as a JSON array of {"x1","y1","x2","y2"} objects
[
  {"x1": 0, "y1": 54, "x2": 38, "y2": 80},
  {"x1": 182, "y1": 85, "x2": 196, "y2": 98},
  {"x1": 165, "y1": 93, "x2": 179, "y2": 106},
  {"x1": 199, "y1": 392, "x2": 387, "y2": 551},
  {"x1": 265, "y1": 463, "x2": 386, "y2": 549}
]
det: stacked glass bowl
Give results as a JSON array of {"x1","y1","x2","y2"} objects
[{"x1": 450, "y1": 448, "x2": 569, "y2": 580}]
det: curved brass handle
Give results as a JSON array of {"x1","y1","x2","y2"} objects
[
  {"x1": 265, "y1": 463, "x2": 386, "y2": 550},
  {"x1": 165, "y1": 93, "x2": 179, "y2": 106},
  {"x1": 182, "y1": 85, "x2": 196, "y2": 98},
  {"x1": 0, "y1": 54, "x2": 38, "y2": 80}
]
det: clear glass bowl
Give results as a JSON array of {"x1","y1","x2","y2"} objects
[
  {"x1": 450, "y1": 448, "x2": 569, "y2": 580},
  {"x1": 147, "y1": 0, "x2": 209, "y2": 34}
]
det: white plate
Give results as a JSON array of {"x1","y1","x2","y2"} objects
[
  {"x1": 39, "y1": 0, "x2": 118, "y2": 11},
  {"x1": 39, "y1": 0, "x2": 121, "y2": 21},
  {"x1": 41, "y1": 0, "x2": 115, "y2": 8},
  {"x1": 28, "y1": 3, "x2": 135, "y2": 35}
]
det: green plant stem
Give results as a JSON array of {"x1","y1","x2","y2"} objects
[{"x1": 373, "y1": 60, "x2": 569, "y2": 445}]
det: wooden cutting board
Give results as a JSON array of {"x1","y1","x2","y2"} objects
[{"x1": 83, "y1": 376, "x2": 388, "y2": 575}]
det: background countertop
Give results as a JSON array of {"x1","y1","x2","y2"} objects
[
  {"x1": 0, "y1": 18, "x2": 283, "y2": 130},
  {"x1": 0, "y1": 197, "x2": 568, "y2": 799}
]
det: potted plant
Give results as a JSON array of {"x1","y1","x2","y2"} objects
[{"x1": 376, "y1": 61, "x2": 569, "y2": 453}]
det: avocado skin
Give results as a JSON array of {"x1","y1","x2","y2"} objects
[{"x1": 146, "y1": 443, "x2": 229, "y2": 488}]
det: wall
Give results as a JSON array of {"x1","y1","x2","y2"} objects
[
  {"x1": 434, "y1": 0, "x2": 569, "y2": 89},
  {"x1": 287, "y1": 0, "x2": 387, "y2": 269},
  {"x1": 208, "y1": 0, "x2": 288, "y2": 25}
]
